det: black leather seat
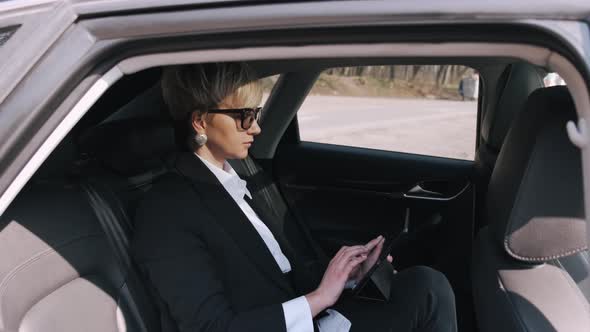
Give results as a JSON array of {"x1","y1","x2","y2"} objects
[
  {"x1": 474, "y1": 62, "x2": 544, "y2": 226},
  {"x1": 0, "y1": 140, "x2": 159, "y2": 332},
  {"x1": 472, "y1": 86, "x2": 590, "y2": 331},
  {"x1": 477, "y1": 63, "x2": 545, "y2": 170},
  {"x1": 79, "y1": 113, "x2": 327, "y2": 267}
]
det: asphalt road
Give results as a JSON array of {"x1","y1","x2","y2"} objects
[{"x1": 297, "y1": 95, "x2": 478, "y2": 160}]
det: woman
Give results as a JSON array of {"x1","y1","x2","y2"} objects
[{"x1": 131, "y1": 62, "x2": 457, "y2": 332}]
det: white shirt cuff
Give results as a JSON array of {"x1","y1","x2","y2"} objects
[
  {"x1": 282, "y1": 296, "x2": 314, "y2": 332},
  {"x1": 317, "y1": 309, "x2": 352, "y2": 332}
]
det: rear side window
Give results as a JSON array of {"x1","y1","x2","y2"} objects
[
  {"x1": 298, "y1": 65, "x2": 478, "y2": 160},
  {"x1": 0, "y1": 25, "x2": 19, "y2": 48},
  {"x1": 543, "y1": 72, "x2": 566, "y2": 87}
]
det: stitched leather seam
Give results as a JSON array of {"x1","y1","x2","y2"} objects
[
  {"x1": 0, "y1": 234, "x2": 103, "y2": 300},
  {"x1": 504, "y1": 236, "x2": 587, "y2": 262},
  {"x1": 505, "y1": 225, "x2": 588, "y2": 261}
]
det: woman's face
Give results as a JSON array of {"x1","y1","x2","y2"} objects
[{"x1": 194, "y1": 96, "x2": 261, "y2": 161}]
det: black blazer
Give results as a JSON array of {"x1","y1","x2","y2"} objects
[{"x1": 132, "y1": 152, "x2": 324, "y2": 332}]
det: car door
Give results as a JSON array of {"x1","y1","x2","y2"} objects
[{"x1": 271, "y1": 65, "x2": 479, "y2": 302}]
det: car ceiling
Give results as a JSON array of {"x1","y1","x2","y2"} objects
[{"x1": 66, "y1": 0, "x2": 590, "y2": 20}]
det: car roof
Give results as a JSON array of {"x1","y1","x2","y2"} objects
[
  {"x1": 3, "y1": 0, "x2": 590, "y2": 20},
  {"x1": 1, "y1": 0, "x2": 586, "y2": 97}
]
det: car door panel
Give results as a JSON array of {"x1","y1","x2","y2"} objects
[{"x1": 274, "y1": 141, "x2": 475, "y2": 270}]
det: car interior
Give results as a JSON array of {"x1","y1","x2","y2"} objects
[{"x1": 0, "y1": 54, "x2": 587, "y2": 332}]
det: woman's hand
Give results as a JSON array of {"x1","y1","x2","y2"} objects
[
  {"x1": 349, "y1": 235, "x2": 393, "y2": 284},
  {"x1": 305, "y1": 245, "x2": 368, "y2": 317}
]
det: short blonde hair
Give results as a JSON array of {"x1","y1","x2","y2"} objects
[
  {"x1": 161, "y1": 62, "x2": 262, "y2": 149},
  {"x1": 162, "y1": 62, "x2": 262, "y2": 119}
]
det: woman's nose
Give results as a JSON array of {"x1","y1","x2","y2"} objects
[{"x1": 248, "y1": 119, "x2": 261, "y2": 135}]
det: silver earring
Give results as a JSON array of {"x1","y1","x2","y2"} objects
[{"x1": 195, "y1": 133, "x2": 208, "y2": 146}]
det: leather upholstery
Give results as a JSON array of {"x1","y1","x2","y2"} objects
[
  {"x1": 486, "y1": 86, "x2": 584, "y2": 259},
  {"x1": 507, "y1": 216, "x2": 586, "y2": 262},
  {"x1": 474, "y1": 63, "x2": 544, "y2": 228},
  {"x1": 473, "y1": 229, "x2": 590, "y2": 332},
  {"x1": 79, "y1": 117, "x2": 176, "y2": 177},
  {"x1": 0, "y1": 182, "x2": 156, "y2": 332},
  {"x1": 472, "y1": 86, "x2": 590, "y2": 332},
  {"x1": 480, "y1": 62, "x2": 545, "y2": 162}
]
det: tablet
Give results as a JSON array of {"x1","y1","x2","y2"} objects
[{"x1": 351, "y1": 232, "x2": 404, "y2": 298}]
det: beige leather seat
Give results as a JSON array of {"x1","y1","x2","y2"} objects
[{"x1": 472, "y1": 86, "x2": 590, "y2": 332}]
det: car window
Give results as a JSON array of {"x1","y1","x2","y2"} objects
[
  {"x1": 543, "y1": 72, "x2": 566, "y2": 87},
  {"x1": 298, "y1": 65, "x2": 478, "y2": 160}
]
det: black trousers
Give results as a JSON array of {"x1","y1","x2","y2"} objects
[{"x1": 335, "y1": 266, "x2": 457, "y2": 332}]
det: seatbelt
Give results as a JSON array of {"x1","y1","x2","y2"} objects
[
  {"x1": 83, "y1": 183, "x2": 158, "y2": 332},
  {"x1": 242, "y1": 157, "x2": 281, "y2": 222},
  {"x1": 241, "y1": 157, "x2": 328, "y2": 262}
]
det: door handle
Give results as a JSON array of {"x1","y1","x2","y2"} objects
[
  {"x1": 405, "y1": 184, "x2": 444, "y2": 197},
  {"x1": 403, "y1": 182, "x2": 469, "y2": 201}
]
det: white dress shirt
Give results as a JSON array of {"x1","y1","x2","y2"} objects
[{"x1": 195, "y1": 154, "x2": 351, "y2": 332}]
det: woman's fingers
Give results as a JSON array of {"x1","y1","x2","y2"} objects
[
  {"x1": 331, "y1": 246, "x2": 363, "y2": 265},
  {"x1": 336, "y1": 245, "x2": 367, "y2": 259},
  {"x1": 373, "y1": 237, "x2": 384, "y2": 253},
  {"x1": 335, "y1": 247, "x2": 368, "y2": 271},
  {"x1": 364, "y1": 235, "x2": 383, "y2": 251},
  {"x1": 387, "y1": 255, "x2": 393, "y2": 263},
  {"x1": 341, "y1": 246, "x2": 368, "y2": 259},
  {"x1": 363, "y1": 237, "x2": 384, "y2": 265},
  {"x1": 327, "y1": 245, "x2": 362, "y2": 269},
  {"x1": 335, "y1": 240, "x2": 381, "y2": 263},
  {"x1": 336, "y1": 245, "x2": 352, "y2": 257},
  {"x1": 343, "y1": 254, "x2": 367, "y2": 275},
  {"x1": 331, "y1": 246, "x2": 347, "y2": 261},
  {"x1": 329, "y1": 245, "x2": 351, "y2": 266}
]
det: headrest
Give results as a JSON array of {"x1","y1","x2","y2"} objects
[
  {"x1": 481, "y1": 62, "x2": 544, "y2": 157},
  {"x1": 79, "y1": 117, "x2": 176, "y2": 176},
  {"x1": 487, "y1": 86, "x2": 586, "y2": 262},
  {"x1": 105, "y1": 83, "x2": 166, "y2": 122}
]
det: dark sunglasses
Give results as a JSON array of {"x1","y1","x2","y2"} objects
[{"x1": 207, "y1": 107, "x2": 262, "y2": 130}]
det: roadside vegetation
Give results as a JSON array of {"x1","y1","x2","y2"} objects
[{"x1": 262, "y1": 65, "x2": 477, "y2": 100}]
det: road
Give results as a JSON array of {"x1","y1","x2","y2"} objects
[{"x1": 297, "y1": 95, "x2": 478, "y2": 160}]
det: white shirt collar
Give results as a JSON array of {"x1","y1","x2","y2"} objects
[{"x1": 195, "y1": 153, "x2": 252, "y2": 201}]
